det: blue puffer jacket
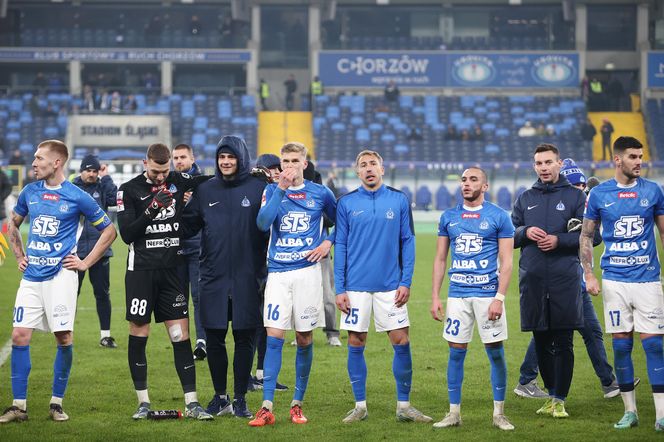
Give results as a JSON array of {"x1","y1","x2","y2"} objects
[
  {"x1": 73, "y1": 174, "x2": 117, "y2": 258},
  {"x1": 512, "y1": 174, "x2": 586, "y2": 331}
]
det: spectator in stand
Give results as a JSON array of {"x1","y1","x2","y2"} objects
[
  {"x1": 284, "y1": 74, "x2": 297, "y2": 111},
  {"x1": 580, "y1": 76, "x2": 590, "y2": 103},
  {"x1": 535, "y1": 124, "x2": 547, "y2": 137},
  {"x1": 545, "y1": 124, "x2": 556, "y2": 137},
  {"x1": 47, "y1": 74, "x2": 63, "y2": 93},
  {"x1": 471, "y1": 125, "x2": 485, "y2": 141},
  {"x1": 142, "y1": 72, "x2": 158, "y2": 90},
  {"x1": 124, "y1": 95, "x2": 138, "y2": 112},
  {"x1": 190, "y1": 15, "x2": 202, "y2": 36},
  {"x1": 460, "y1": 129, "x2": 471, "y2": 141},
  {"x1": 580, "y1": 118, "x2": 597, "y2": 152},
  {"x1": 98, "y1": 90, "x2": 110, "y2": 112},
  {"x1": 29, "y1": 95, "x2": 41, "y2": 116},
  {"x1": 43, "y1": 104, "x2": 58, "y2": 118},
  {"x1": 384, "y1": 81, "x2": 400, "y2": 103},
  {"x1": 82, "y1": 85, "x2": 96, "y2": 113},
  {"x1": 9, "y1": 150, "x2": 25, "y2": 166},
  {"x1": 445, "y1": 126, "x2": 459, "y2": 141},
  {"x1": 110, "y1": 91, "x2": 122, "y2": 114},
  {"x1": 518, "y1": 121, "x2": 536, "y2": 137},
  {"x1": 600, "y1": 119, "x2": 614, "y2": 161},
  {"x1": 219, "y1": 15, "x2": 233, "y2": 47},
  {"x1": 407, "y1": 127, "x2": 424, "y2": 141},
  {"x1": 33, "y1": 72, "x2": 47, "y2": 92}
]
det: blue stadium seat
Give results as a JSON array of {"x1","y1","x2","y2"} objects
[
  {"x1": 497, "y1": 186, "x2": 512, "y2": 210},
  {"x1": 436, "y1": 185, "x2": 451, "y2": 210},
  {"x1": 415, "y1": 185, "x2": 432, "y2": 210}
]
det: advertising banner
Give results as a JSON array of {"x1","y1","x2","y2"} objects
[
  {"x1": 66, "y1": 115, "x2": 171, "y2": 148},
  {"x1": 647, "y1": 52, "x2": 664, "y2": 88}
]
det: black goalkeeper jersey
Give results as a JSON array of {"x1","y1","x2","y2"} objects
[{"x1": 117, "y1": 171, "x2": 209, "y2": 271}]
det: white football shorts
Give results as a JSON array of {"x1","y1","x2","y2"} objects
[
  {"x1": 602, "y1": 279, "x2": 664, "y2": 334},
  {"x1": 264, "y1": 263, "x2": 324, "y2": 332},
  {"x1": 443, "y1": 297, "x2": 507, "y2": 344},
  {"x1": 13, "y1": 267, "x2": 78, "y2": 333},
  {"x1": 340, "y1": 290, "x2": 410, "y2": 333}
]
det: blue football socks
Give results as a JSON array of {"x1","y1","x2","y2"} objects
[
  {"x1": 485, "y1": 345, "x2": 507, "y2": 402},
  {"x1": 52, "y1": 344, "x2": 73, "y2": 398},
  {"x1": 262, "y1": 336, "x2": 284, "y2": 403},
  {"x1": 613, "y1": 338, "x2": 635, "y2": 391},
  {"x1": 11, "y1": 345, "x2": 31, "y2": 401},
  {"x1": 642, "y1": 336, "x2": 664, "y2": 392},
  {"x1": 448, "y1": 347, "x2": 467, "y2": 405},
  {"x1": 293, "y1": 343, "x2": 313, "y2": 402},
  {"x1": 392, "y1": 343, "x2": 412, "y2": 402},
  {"x1": 347, "y1": 345, "x2": 367, "y2": 402}
]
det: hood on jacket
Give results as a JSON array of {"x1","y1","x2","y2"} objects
[
  {"x1": 532, "y1": 173, "x2": 571, "y2": 192},
  {"x1": 215, "y1": 135, "x2": 251, "y2": 183},
  {"x1": 187, "y1": 162, "x2": 202, "y2": 176}
]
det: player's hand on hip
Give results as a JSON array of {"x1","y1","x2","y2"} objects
[
  {"x1": 488, "y1": 299, "x2": 503, "y2": 321},
  {"x1": 537, "y1": 234, "x2": 559, "y2": 251},
  {"x1": 18, "y1": 256, "x2": 28, "y2": 272},
  {"x1": 526, "y1": 226, "x2": 547, "y2": 242},
  {"x1": 62, "y1": 254, "x2": 88, "y2": 272},
  {"x1": 585, "y1": 273, "x2": 601, "y2": 296},
  {"x1": 395, "y1": 286, "x2": 410, "y2": 308},
  {"x1": 336, "y1": 293, "x2": 351, "y2": 314},
  {"x1": 307, "y1": 240, "x2": 331, "y2": 262},
  {"x1": 430, "y1": 297, "x2": 445, "y2": 322}
]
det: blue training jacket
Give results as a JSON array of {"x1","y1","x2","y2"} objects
[{"x1": 334, "y1": 184, "x2": 415, "y2": 294}]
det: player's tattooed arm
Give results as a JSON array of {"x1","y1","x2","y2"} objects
[
  {"x1": 8, "y1": 211, "x2": 27, "y2": 271},
  {"x1": 580, "y1": 218, "x2": 600, "y2": 295}
]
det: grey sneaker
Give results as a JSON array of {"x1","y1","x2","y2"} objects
[
  {"x1": 493, "y1": 414, "x2": 515, "y2": 431},
  {"x1": 396, "y1": 405, "x2": 433, "y2": 423},
  {"x1": 603, "y1": 377, "x2": 640, "y2": 399},
  {"x1": 342, "y1": 407, "x2": 368, "y2": 423},
  {"x1": 0, "y1": 406, "x2": 28, "y2": 423},
  {"x1": 49, "y1": 403, "x2": 69, "y2": 422},
  {"x1": 132, "y1": 402, "x2": 151, "y2": 420},
  {"x1": 433, "y1": 411, "x2": 462, "y2": 428},
  {"x1": 185, "y1": 402, "x2": 214, "y2": 420},
  {"x1": 514, "y1": 379, "x2": 548, "y2": 399},
  {"x1": 206, "y1": 394, "x2": 233, "y2": 416},
  {"x1": 327, "y1": 336, "x2": 342, "y2": 347}
]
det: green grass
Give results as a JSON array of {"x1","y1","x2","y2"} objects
[{"x1": 0, "y1": 228, "x2": 659, "y2": 441}]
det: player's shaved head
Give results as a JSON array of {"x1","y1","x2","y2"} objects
[
  {"x1": 464, "y1": 166, "x2": 487, "y2": 184},
  {"x1": 38, "y1": 139, "x2": 69, "y2": 162},
  {"x1": 146, "y1": 143, "x2": 171, "y2": 165}
]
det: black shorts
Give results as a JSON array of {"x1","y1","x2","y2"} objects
[{"x1": 125, "y1": 268, "x2": 188, "y2": 323}]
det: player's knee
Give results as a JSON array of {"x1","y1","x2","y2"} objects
[
  {"x1": 54, "y1": 331, "x2": 73, "y2": 346},
  {"x1": 11, "y1": 328, "x2": 31, "y2": 345},
  {"x1": 168, "y1": 324, "x2": 183, "y2": 342}
]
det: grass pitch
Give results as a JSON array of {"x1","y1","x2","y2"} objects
[{"x1": 0, "y1": 227, "x2": 658, "y2": 441}]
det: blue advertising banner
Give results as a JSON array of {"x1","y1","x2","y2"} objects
[
  {"x1": 648, "y1": 52, "x2": 664, "y2": 88},
  {"x1": 318, "y1": 51, "x2": 579, "y2": 88},
  {"x1": 0, "y1": 48, "x2": 251, "y2": 63},
  {"x1": 318, "y1": 52, "x2": 446, "y2": 87}
]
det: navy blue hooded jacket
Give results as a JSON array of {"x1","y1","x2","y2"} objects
[
  {"x1": 73, "y1": 174, "x2": 117, "y2": 258},
  {"x1": 181, "y1": 136, "x2": 268, "y2": 330},
  {"x1": 512, "y1": 174, "x2": 586, "y2": 331},
  {"x1": 180, "y1": 162, "x2": 202, "y2": 256}
]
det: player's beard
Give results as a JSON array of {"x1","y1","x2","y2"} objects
[
  {"x1": 621, "y1": 163, "x2": 640, "y2": 180},
  {"x1": 463, "y1": 188, "x2": 482, "y2": 203}
]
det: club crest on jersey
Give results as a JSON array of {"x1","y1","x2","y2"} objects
[
  {"x1": 640, "y1": 198, "x2": 649, "y2": 207},
  {"x1": 556, "y1": 201, "x2": 565, "y2": 211},
  {"x1": 168, "y1": 184, "x2": 178, "y2": 193},
  {"x1": 619, "y1": 192, "x2": 637, "y2": 199},
  {"x1": 59, "y1": 204, "x2": 68, "y2": 213},
  {"x1": 386, "y1": 208, "x2": 394, "y2": 220},
  {"x1": 306, "y1": 199, "x2": 315, "y2": 208},
  {"x1": 42, "y1": 193, "x2": 60, "y2": 202},
  {"x1": 241, "y1": 196, "x2": 250, "y2": 207},
  {"x1": 479, "y1": 221, "x2": 489, "y2": 230},
  {"x1": 462, "y1": 213, "x2": 480, "y2": 219}
]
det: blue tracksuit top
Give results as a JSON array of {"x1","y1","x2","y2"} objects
[{"x1": 334, "y1": 184, "x2": 415, "y2": 294}]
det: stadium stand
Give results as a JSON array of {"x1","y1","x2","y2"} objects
[
  {"x1": 0, "y1": 92, "x2": 258, "y2": 160},
  {"x1": 313, "y1": 94, "x2": 591, "y2": 163}
]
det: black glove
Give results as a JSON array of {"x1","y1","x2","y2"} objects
[{"x1": 144, "y1": 189, "x2": 173, "y2": 218}]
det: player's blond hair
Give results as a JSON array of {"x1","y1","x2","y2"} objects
[
  {"x1": 281, "y1": 142, "x2": 307, "y2": 158},
  {"x1": 38, "y1": 139, "x2": 69, "y2": 162},
  {"x1": 355, "y1": 150, "x2": 383, "y2": 168}
]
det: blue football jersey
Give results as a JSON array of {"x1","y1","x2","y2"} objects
[
  {"x1": 259, "y1": 180, "x2": 336, "y2": 272},
  {"x1": 584, "y1": 178, "x2": 664, "y2": 283},
  {"x1": 14, "y1": 180, "x2": 111, "y2": 282},
  {"x1": 438, "y1": 202, "x2": 515, "y2": 298}
]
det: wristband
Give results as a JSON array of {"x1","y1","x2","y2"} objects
[{"x1": 494, "y1": 293, "x2": 505, "y2": 302}]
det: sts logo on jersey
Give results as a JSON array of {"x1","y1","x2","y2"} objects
[
  {"x1": 280, "y1": 211, "x2": 311, "y2": 233},
  {"x1": 455, "y1": 233, "x2": 483, "y2": 255},
  {"x1": 31, "y1": 215, "x2": 60, "y2": 237},
  {"x1": 614, "y1": 215, "x2": 644, "y2": 239}
]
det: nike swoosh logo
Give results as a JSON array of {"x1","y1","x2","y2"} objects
[
  {"x1": 492, "y1": 331, "x2": 502, "y2": 337},
  {"x1": 60, "y1": 321, "x2": 69, "y2": 326},
  {"x1": 183, "y1": 310, "x2": 188, "y2": 314},
  {"x1": 140, "y1": 195, "x2": 152, "y2": 201},
  {"x1": 184, "y1": 364, "x2": 194, "y2": 370},
  {"x1": 527, "y1": 205, "x2": 538, "y2": 210},
  {"x1": 310, "y1": 321, "x2": 318, "y2": 326},
  {"x1": 398, "y1": 318, "x2": 407, "y2": 324},
  {"x1": 29, "y1": 201, "x2": 38, "y2": 204},
  {"x1": 208, "y1": 202, "x2": 219, "y2": 207},
  {"x1": 605, "y1": 202, "x2": 615, "y2": 207},
  {"x1": 659, "y1": 325, "x2": 664, "y2": 329},
  {"x1": 655, "y1": 367, "x2": 664, "y2": 372},
  {"x1": 496, "y1": 386, "x2": 505, "y2": 390},
  {"x1": 352, "y1": 211, "x2": 364, "y2": 216},
  {"x1": 450, "y1": 222, "x2": 459, "y2": 226},
  {"x1": 135, "y1": 363, "x2": 146, "y2": 367}
]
